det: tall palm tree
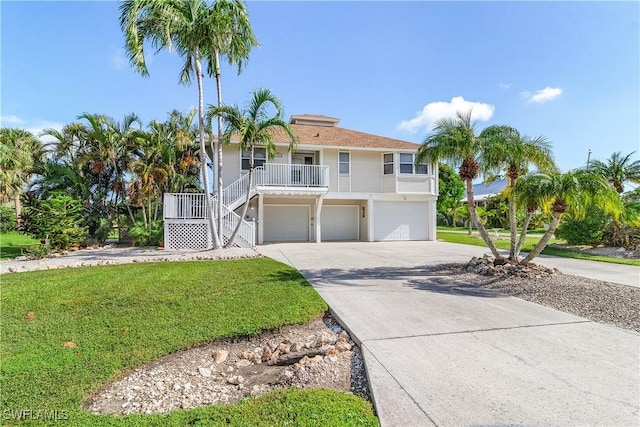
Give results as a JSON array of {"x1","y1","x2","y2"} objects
[
  {"x1": 206, "y1": 0, "x2": 258, "y2": 236},
  {"x1": 120, "y1": 0, "x2": 219, "y2": 248},
  {"x1": 590, "y1": 151, "x2": 640, "y2": 194},
  {"x1": 479, "y1": 125, "x2": 555, "y2": 260},
  {"x1": 0, "y1": 128, "x2": 44, "y2": 227},
  {"x1": 416, "y1": 110, "x2": 501, "y2": 258},
  {"x1": 208, "y1": 88, "x2": 296, "y2": 247},
  {"x1": 515, "y1": 170, "x2": 621, "y2": 265}
]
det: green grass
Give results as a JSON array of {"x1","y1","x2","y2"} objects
[
  {"x1": 1, "y1": 259, "x2": 378, "y2": 426},
  {"x1": 436, "y1": 225, "x2": 546, "y2": 234},
  {"x1": 436, "y1": 230, "x2": 559, "y2": 252},
  {"x1": 0, "y1": 231, "x2": 40, "y2": 260},
  {"x1": 541, "y1": 246, "x2": 640, "y2": 266},
  {"x1": 436, "y1": 231, "x2": 640, "y2": 266}
]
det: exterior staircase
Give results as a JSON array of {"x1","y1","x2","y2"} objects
[{"x1": 163, "y1": 164, "x2": 329, "y2": 250}]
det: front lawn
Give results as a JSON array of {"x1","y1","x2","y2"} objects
[
  {"x1": 0, "y1": 258, "x2": 378, "y2": 426},
  {"x1": 0, "y1": 231, "x2": 40, "y2": 260}
]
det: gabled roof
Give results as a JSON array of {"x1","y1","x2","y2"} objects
[{"x1": 266, "y1": 114, "x2": 420, "y2": 151}]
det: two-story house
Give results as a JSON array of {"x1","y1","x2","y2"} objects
[{"x1": 163, "y1": 114, "x2": 438, "y2": 249}]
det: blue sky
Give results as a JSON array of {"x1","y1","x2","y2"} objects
[{"x1": 2, "y1": 1, "x2": 638, "y2": 174}]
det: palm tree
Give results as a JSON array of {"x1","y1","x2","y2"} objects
[
  {"x1": 120, "y1": 0, "x2": 219, "y2": 248},
  {"x1": 0, "y1": 128, "x2": 44, "y2": 227},
  {"x1": 416, "y1": 110, "x2": 501, "y2": 258},
  {"x1": 206, "y1": 0, "x2": 258, "y2": 236},
  {"x1": 479, "y1": 125, "x2": 555, "y2": 260},
  {"x1": 515, "y1": 170, "x2": 621, "y2": 265},
  {"x1": 207, "y1": 88, "x2": 296, "y2": 247},
  {"x1": 590, "y1": 151, "x2": 640, "y2": 194}
]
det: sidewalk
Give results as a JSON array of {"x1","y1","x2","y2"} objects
[{"x1": 257, "y1": 241, "x2": 640, "y2": 426}]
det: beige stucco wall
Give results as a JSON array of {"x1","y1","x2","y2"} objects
[{"x1": 350, "y1": 150, "x2": 382, "y2": 193}]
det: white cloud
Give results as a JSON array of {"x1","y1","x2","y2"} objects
[
  {"x1": 110, "y1": 47, "x2": 127, "y2": 71},
  {"x1": 397, "y1": 96, "x2": 495, "y2": 133},
  {"x1": 523, "y1": 86, "x2": 562, "y2": 104},
  {"x1": 27, "y1": 120, "x2": 66, "y2": 143},
  {"x1": 499, "y1": 83, "x2": 512, "y2": 89},
  {"x1": 0, "y1": 115, "x2": 25, "y2": 125},
  {"x1": 1, "y1": 115, "x2": 65, "y2": 143}
]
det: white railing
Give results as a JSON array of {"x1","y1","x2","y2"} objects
[
  {"x1": 164, "y1": 193, "x2": 208, "y2": 219},
  {"x1": 216, "y1": 164, "x2": 330, "y2": 210},
  {"x1": 255, "y1": 164, "x2": 329, "y2": 188},
  {"x1": 215, "y1": 200, "x2": 255, "y2": 248},
  {"x1": 220, "y1": 172, "x2": 251, "y2": 208}
]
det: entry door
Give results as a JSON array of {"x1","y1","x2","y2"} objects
[{"x1": 291, "y1": 154, "x2": 314, "y2": 185}]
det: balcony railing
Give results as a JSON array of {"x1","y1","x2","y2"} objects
[
  {"x1": 255, "y1": 163, "x2": 329, "y2": 188},
  {"x1": 164, "y1": 193, "x2": 208, "y2": 219}
]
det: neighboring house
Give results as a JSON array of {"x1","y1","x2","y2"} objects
[
  {"x1": 164, "y1": 114, "x2": 438, "y2": 248},
  {"x1": 461, "y1": 179, "x2": 508, "y2": 207}
]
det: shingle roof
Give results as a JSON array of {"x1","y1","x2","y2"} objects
[{"x1": 270, "y1": 122, "x2": 420, "y2": 151}]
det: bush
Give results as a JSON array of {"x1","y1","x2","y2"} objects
[
  {"x1": 555, "y1": 208, "x2": 609, "y2": 246},
  {"x1": 21, "y1": 192, "x2": 87, "y2": 250},
  {"x1": 602, "y1": 222, "x2": 640, "y2": 249},
  {"x1": 0, "y1": 206, "x2": 16, "y2": 232},
  {"x1": 128, "y1": 219, "x2": 163, "y2": 246}
]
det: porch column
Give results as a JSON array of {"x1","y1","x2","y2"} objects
[
  {"x1": 367, "y1": 198, "x2": 374, "y2": 242},
  {"x1": 315, "y1": 196, "x2": 324, "y2": 243},
  {"x1": 428, "y1": 199, "x2": 437, "y2": 241},
  {"x1": 257, "y1": 193, "x2": 264, "y2": 245}
]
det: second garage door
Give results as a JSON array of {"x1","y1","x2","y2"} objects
[
  {"x1": 263, "y1": 205, "x2": 309, "y2": 242},
  {"x1": 321, "y1": 205, "x2": 359, "y2": 241},
  {"x1": 374, "y1": 201, "x2": 428, "y2": 241}
]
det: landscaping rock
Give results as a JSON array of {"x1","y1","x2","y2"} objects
[{"x1": 83, "y1": 314, "x2": 370, "y2": 416}]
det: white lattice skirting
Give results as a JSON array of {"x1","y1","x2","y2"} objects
[{"x1": 165, "y1": 220, "x2": 211, "y2": 250}]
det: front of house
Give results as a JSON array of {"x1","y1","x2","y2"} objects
[{"x1": 164, "y1": 114, "x2": 438, "y2": 248}]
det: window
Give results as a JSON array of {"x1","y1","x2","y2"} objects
[
  {"x1": 242, "y1": 148, "x2": 266, "y2": 171},
  {"x1": 339, "y1": 151, "x2": 350, "y2": 174},
  {"x1": 383, "y1": 153, "x2": 394, "y2": 175},
  {"x1": 399, "y1": 152, "x2": 429, "y2": 175},
  {"x1": 399, "y1": 153, "x2": 414, "y2": 174}
]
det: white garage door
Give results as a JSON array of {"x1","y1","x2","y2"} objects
[
  {"x1": 263, "y1": 205, "x2": 309, "y2": 242},
  {"x1": 321, "y1": 205, "x2": 359, "y2": 241},
  {"x1": 374, "y1": 201, "x2": 428, "y2": 241}
]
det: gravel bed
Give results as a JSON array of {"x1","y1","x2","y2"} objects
[
  {"x1": 429, "y1": 263, "x2": 640, "y2": 333},
  {"x1": 0, "y1": 245, "x2": 258, "y2": 274}
]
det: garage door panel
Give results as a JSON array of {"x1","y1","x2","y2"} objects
[
  {"x1": 264, "y1": 205, "x2": 309, "y2": 241},
  {"x1": 374, "y1": 202, "x2": 428, "y2": 241},
  {"x1": 322, "y1": 205, "x2": 359, "y2": 241}
]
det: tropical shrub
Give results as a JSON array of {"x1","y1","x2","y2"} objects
[
  {"x1": 21, "y1": 192, "x2": 87, "y2": 250},
  {"x1": 128, "y1": 219, "x2": 163, "y2": 246},
  {"x1": 554, "y1": 207, "x2": 609, "y2": 246},
  {"x1": 0, "y1": 206, "x2": 16, "y2": 232}
]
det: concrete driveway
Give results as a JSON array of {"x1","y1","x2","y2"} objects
[{"x1": 257, "y1": 241, "x2": 640, "y2": 426}]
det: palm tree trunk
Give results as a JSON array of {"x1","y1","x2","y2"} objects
[
  {"x1": 195, "y1": 54, "x2": 222, "y2": 249},
  {"x1": 466, "y1": 179, "x2": 502, "y2": 258},
  {"x1": 514, "y1": 210, "x2": 533, "y2": 258},
  {"x1": 508, "y1": 178, "x2": 517, "y2": 260},
  {"x1": 214, "y1": 51, "x2": 224, "y2": 244},
  {"x1": 522, "y1": 212, "x2": 562, "y2": 265},
  {"x1": 14, "y1": 196, "x2": 22, "y2": 228},
  {"x1": 141, "y1": 202, "x2": 148, "y2": 230}
]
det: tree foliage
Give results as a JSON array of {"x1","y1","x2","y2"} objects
[{"x1": 436, "y1": 163, "x2": 464, "y2": 217}]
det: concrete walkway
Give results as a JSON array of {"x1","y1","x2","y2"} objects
[{"x1": 257, "y1": 241, "x2": 640, "y2": 426}]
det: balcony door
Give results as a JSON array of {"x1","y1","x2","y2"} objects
[{"x1": 291, "y1": 153, "x2": 316, "y2": 186}]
